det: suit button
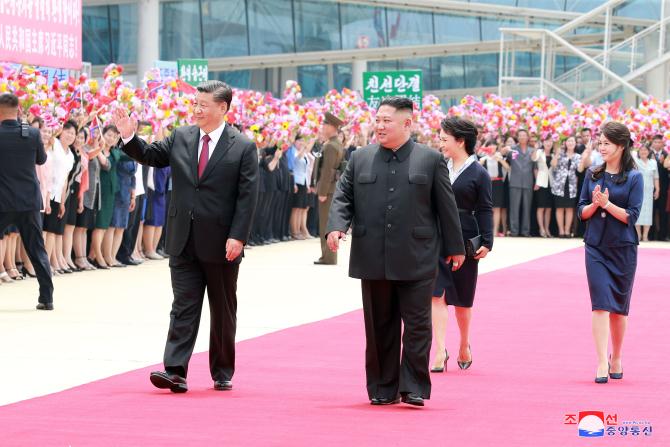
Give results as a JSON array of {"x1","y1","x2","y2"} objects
[
  {"x1": 387, "y1": 205, "x2": 392, "y2": 210},
  {"x1": 387, "y1": 224, "x2": 392, "y2": 229},
  {"x1": 391, "y1": 170, "x2": 396, "y2": 174},
  {"x1": 389, "y1": 187, "x2": 394, "y2": 192},
  {"x1": 196, "y1": 188, "x2": 199, "y2": 192}
]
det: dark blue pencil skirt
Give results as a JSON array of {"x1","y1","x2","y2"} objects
[{"x1": 585, "y1": 244, "x2": 637, "y2": 316}]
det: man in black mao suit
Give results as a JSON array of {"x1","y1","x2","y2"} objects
[
  {"x1": 326, "y1": 97, "x2": 465, "y2": 406},
  {"x1": 112, "y1": 81, "x2": 259, "y2": 393},
  {"x1": 0, "y1": 93, "x2": 53, "y2": 310}
]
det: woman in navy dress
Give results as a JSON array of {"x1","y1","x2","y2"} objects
[
  {"x1": 578, "y1": 122, "x2": 643, "y2": 384},
  {"x1": 431, "y1": 117, "x2": 493, "y2": 373}
]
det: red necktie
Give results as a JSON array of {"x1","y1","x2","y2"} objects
[{"x1": 198, "y1": 134, "x2": 211, "y2": 178}]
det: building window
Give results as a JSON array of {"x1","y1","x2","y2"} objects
[
  {"x1": 202, "y1": 0, "x2": 249, "y2": 58},
  {"x1": 431, "y1": 56, "x2": 466, "y2": 90},
  {"x1": 294, "y1": 0, "x2": 341, "y2": 52},
  {"x1": 83, "y1": 6, "x2": 113, "y2": 65},
  {"x1": 340, "y1": 4, "x2": 387, "y2": 49},
  {"x1": 210, "y1": 69, "x2": 252, "y2": 90},
  {"x1": 386, "y1": 9, "x2": 434, "y2": 46},
  {"x1": 109, "y1": 4, "x2": 138, "y2": 64},
  {"x1": 247, "y1": 0, "x2": 295, "y2": 55},
  {"x1": 464, "y1": 53, "x2": 499, "y2": 88},
  {"x1": 334, "y1": 63, "x2": 352, "y2": 91},
  {"x1": 160, "y1": 0, "x2": 203, "y2": 60},
  {"x1": 434, "y1": 13, "x2": 481, "y2": 43},
  {"x1": 298, "y1": 64, "x2": 328, "y2": 98}
]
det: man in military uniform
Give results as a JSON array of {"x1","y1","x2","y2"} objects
[
  {"x1": 326, "y1": 97, "x2": 465, "y2": 406},
  {"x1": 314, "y1": 112, "x2": 345, "y2": 265},
  {"x1": 0, "y1": 93, "x2": 54, "y2": 310}
]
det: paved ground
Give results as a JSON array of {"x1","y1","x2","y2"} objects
[{"x1": 1, "y1": 236, "x2": 667, "y2": 406}]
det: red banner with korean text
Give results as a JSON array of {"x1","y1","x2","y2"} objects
[{"x1": 0, "y1": 0, "x2": 82, "y2": 69}]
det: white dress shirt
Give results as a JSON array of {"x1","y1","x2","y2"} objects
[{"x1": 50, "y1": 138, "x2": 75, "y2": 203}]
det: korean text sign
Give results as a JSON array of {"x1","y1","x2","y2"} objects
[
  {"x1": 363, "y1": 70, "x2": 422, "y2": 109},
  {"x1": 0, "y1": 0, "x2": 82, "y2": 69}
]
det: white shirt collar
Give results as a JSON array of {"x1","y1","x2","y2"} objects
[
  {"x1": 448, "y1": 154, "x2": 478, "y2": 183},
  {"x1": 199, "y1": 121, "x2": 226, "y2": 148}
]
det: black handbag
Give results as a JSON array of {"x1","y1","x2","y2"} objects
[{"x1": 465, "y1": 235, "x2": 482, "y2": 258}]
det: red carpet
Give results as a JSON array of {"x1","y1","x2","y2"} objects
[{"x1": 0, "y1": 248, "x2": 667, "y2": 446}]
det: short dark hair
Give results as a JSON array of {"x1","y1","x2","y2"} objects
[
  {"x1": 379, "y1": 97, "x2": 414, "y2": 113},
  {"x1": 102, "y1": 124, "x2": 119, "y2": 135},
  {"x1": 0, "y1": 93, "x2": 19, "y2": 109},
  {"x1": 31, "y1": 117, "x2": 45, "y2": 128},
  {"x1": 138, "y1": 120, "x2": 152, "y2": 128},
  {"x1": 197, "y1": 80, "x2": 233, "y2": 109},
  {"x1": 62, "y1": 120, "x2": 78, "y2": 132},
  {"x1": 652, "y1": 134, "x2": 663, "y2": 141},
  {"x1": 581, "y1": 127, "x2": 591, "y2": 133},
  {"x1": 517, "y1": 129, "x2": 529, "y2": 137},
  {"x1": 440, "y1": 117, "x2": 478, "y2": 155}
]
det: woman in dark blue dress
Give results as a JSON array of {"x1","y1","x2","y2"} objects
[
  {"x1": 578, "y1": 122, "x2": 643, "y2": 384},
  {"x1": 431, "y1": 117, "x2": 494, "y2": 373}
]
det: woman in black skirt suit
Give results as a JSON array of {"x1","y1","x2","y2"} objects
[
  {"x1": 578, "y1": 122, "x2": 643, "y2": 384},
  {"x1": 431, "y1": 117, "x2": 494, "y2": 373}
]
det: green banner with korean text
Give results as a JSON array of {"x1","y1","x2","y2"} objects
[
  {"x1": 363, "y1": 70, "x2": 423, "y2": 110},
  {"x1": 177, "y1": 59, "x2": 209, "y2": 86}
]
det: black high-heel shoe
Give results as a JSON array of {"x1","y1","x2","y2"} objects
[
  {"x1": 430, "y1": 350, "x2": 449, "y2": 373},
  {"x1": 608, "y1": 358, "x2": 623, "y2": 380},
  {"x1": 20, "y1": 266, "x2": 37, "y2": 278},
  {"x1": 595, "y1": 364, "x2": 609, "y2": 383},
  {"x1": 457, "y1": 345, "x2": 472, "y2": 370}
]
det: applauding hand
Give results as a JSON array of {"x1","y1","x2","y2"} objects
[{"x1": 592, "y1": 184, "x2": 609, "y2": 208}]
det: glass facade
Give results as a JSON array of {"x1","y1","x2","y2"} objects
[
  {"x1": 81, "y1": 0, "x2": 663, "y2": 99},
  {"x1": 202, "y1": 0, "x2": 249, "y2": 58},
  {"x1": 83, "y1": 4, "x2": 138, "y2": 65}
]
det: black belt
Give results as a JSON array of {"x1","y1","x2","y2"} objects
[{"x1": 458, "y1": 208, "x2": 475, "y2": 215}]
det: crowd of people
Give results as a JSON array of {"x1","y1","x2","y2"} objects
[
  {"x1": 1, "y1": 99, "x2": 669, "y2": 289},
  {"x1": 1, "y1": 116, "x2": 669, "y2": 286}
]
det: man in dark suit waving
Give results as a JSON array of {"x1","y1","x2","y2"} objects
[
  {"x1": 326, "y1": 97, "x2": 465, "y2": 406},
  {"x1": 112, "y1": 81, "x2": 258, "y2": 393}
]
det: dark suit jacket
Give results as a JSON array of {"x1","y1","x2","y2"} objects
[
  {"x1": 121, "y1": 124, "x2": 259, "y2": 263},
  {"x1": 326, "y1": 139, "x2": 465, "y2": 281},
  {"x1": 0, "y1": 119, "x2": 46, "y2": 212}
]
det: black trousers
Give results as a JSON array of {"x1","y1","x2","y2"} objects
[
  {"x1": 117, "y1": 194, "x2": 145, "y2": 262},
  {"x1": 164, "y1": 226, "x2": 239, "y2": 381},
  {"x1": 361, "y1": 277, "x2": 434, "y2": 400},
  {"x1": 281, "y1": 190, "x2": 292, "y2": 238},
  {"x1": 0, "y1": 211, "x2": 53, "y2": 303},
  {"x1": 653, "y1": 193, "x2": 668, "y2": 240},
  {"x1": 271, "y1": 191, "x2": 284, "y2": 239}
]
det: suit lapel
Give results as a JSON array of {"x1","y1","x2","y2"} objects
[
  {"x1": 200, "y1": 125, "x2": 235, "y2": 181},
  {"x1": 190, "y1": 126, "x2": 200, "y2": 183}
]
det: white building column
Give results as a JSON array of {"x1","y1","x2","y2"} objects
[
  {"x1": 137, "y1": 0, "x2": 160, "y2": 80},
  {"x1": 352, "y1": 59, "x2": 367, "y2": 93}
]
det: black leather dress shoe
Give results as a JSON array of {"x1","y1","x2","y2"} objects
[
  {"x1": 214, "y1": 380, "x2": 233, "y2": 391},
  {"x1": 401, "y1": 393, "x2": 424, "y2": 406},
  {"x1": 118, "y1": 258, "x2": 141, "y2": 266},
  {"x1": 150, "y1": 371, "x2": 188, "y2": 393},
  {"x1": 313, "y1": 260, "x2": 335, "y2": 265},
  {"x1": 36, "y1": 302, "x2": 54, "y2": 311},
  {"x1": 370, "y1": 396, "x2": 400, "y2": 405}
]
